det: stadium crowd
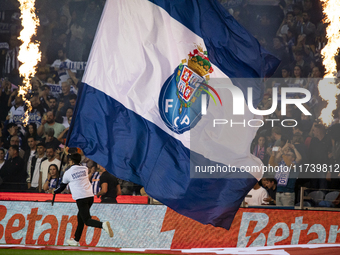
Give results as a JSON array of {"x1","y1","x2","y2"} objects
[{"x1": 0, "y1": 0, "x2": 340, "y2": 208}]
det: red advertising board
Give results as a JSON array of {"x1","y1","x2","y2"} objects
[{"x1": 162, "y1": 207, "x2": 340, "y2": 248}]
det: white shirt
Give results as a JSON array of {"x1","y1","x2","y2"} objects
[
  {"x1": 245, "y1": 187, "x2": 269, "y2": 206},
  {"x1": 26, "y1": 150, "x2": 36, "y2": 182},
  {"x1": 62, "y1": 165, "x2": 94, "y2": 200},
  {"x1": 31, "y1": 156, "x2": 45, "y2": 188},
  {"x1": 40, "y1": 158, "x2": 61, "y2": 186},
  {"x1": 51, "y1": 58, "x2": 76, "y2": 84}
]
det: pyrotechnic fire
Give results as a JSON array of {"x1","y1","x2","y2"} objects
[
  {"x1": 17, "y1": 0, "x2": 41, "y2": 125},
  {"x1": 318, "y1": 0, "x2": 340, "y2": 126}
]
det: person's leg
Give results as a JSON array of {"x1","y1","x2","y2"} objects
[
  {"x1": 78, "y1": 197, "x2": 102, "y2": 228},
  {"x1": 281, "y1": 192, "x2": 295, "y2": 206},
  {"x1": 276, "y1": 193, "x2": 283, "y2": 206},
  {"x1": 74, "y1": 211, "x2": 85, "y2": 242}
]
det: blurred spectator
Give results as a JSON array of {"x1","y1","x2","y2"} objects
[
  {"x1": 67, "y1": 10, "x2": 85, "y2": 61},
  {"x1": 88, "y1": 161, "x2": 101, "y2": 195},
  {"x1": 5, "y1": 135, "x2": 24, "y2": 159},
  {"x1": 270, "y1": 142, "x2": 302, "y2": 206},
  {"x1": 30, "y1": 94, "x2": 46, "y2": 126},
  {"x1": 37, "y1": 110, "x2": 65, "y2": 138},
  {"x1": 0, "y1": 79, "x2": 12, "y2": 122},
  {"x1": 50, "y1": 48, "x2": 76, "y2": 84},
  {"x1": 36, "y1": 55, "x2": 51, "y2": 82},
  {"x1": 262, "y1": 177, "x2": 277, "y2": 205},
  {"x1": 252, "y1": 135, "x2": 269, "y2": 166},
  {"x1": 96, "y1": 165, "x2": 121, "y2": 203},
  {"x1": 28, "y1": 142, "x2": 46, "y2": 191},
  {"x1": 44, "y1": 128, "x2": 61, "y2": 151},
  {"x1": 57, "y1": 117, "x2": 71, "y2": 144},
  {"x1": 7, "y1": 94, "x2": 26, "y2": 123},
  {"x1": 0, "y1": 145, "x2": 26, "y2": 191},
  {"x1": 38, "y1": 85, "x2": 51, "y2": 112},
  {"x1": 245, "y1": 182, "x2": 269, "y2": 206},
  {"x1": 308, "y1": 123, "x2": 332, "y2": 190},
  {"x1": 39, "y1": 145, "x2": 60, "y2": 192},
  {"x1": 48, "y1": 96, "x2": 58, "y2": 114},
  {"x1": 43, "y1": 164, "x2": 61, "y2": 193},
  {"x1": 52, "y1": 15, "x2": 69, "y2": 39},
  {"x1": 272, "y1": 126, "x2": 282, "y2": 146},
  {"x1": 23, "y1": 136, "x2": 37, "y2": 188},
  {"x1": 296, "y1": 11, "x2": 316, "y2": 45},
  {"x1": 4, "y1": 35, "x2": 20, "y2": 85},
  {"x1": 291, "y1": 65, "x2": 307, "y2": 87}
]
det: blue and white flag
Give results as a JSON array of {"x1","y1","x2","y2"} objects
[{"x1": 67, "y1": 0, "x2": 279, "y2": 229}]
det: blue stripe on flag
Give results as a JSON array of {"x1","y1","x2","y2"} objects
[{"x1": 68, "y1": 83, "x2": 257, "y2": 229}]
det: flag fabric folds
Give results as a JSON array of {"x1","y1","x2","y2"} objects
[{"x1": 67, "y1": 0, "x2": 279, "y2": 229}]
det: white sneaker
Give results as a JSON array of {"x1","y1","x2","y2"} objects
[
  {"x1": 66, "y1": 238, "x2": 79, "y2": 246},
  {"x1": 103, "y1": 221, "x2": 114, "y2": 237}
]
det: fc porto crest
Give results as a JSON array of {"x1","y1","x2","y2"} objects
[{"x1": 159, "y1": 46, "x2": 214, "y2": 134}]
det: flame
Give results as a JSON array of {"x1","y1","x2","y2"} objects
[
  {"x1": 318, "y1": 0, "x2": 340, "y2": 126},
  {"x1": 17, "y1": 0, "x2": 41, "y2": 125}
]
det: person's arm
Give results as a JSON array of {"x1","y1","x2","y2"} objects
[
  {"x1": 117, "y1": 184, "x2": 121, "y2": 196},
  {"x1": 57, "y1": 127, "x2": 69, "y2": 142},
  {"x1": 291, "y1": 144, "x2": 302, "y2": 164},
  {"x1": 275, "y1": 148, "x2": 283, "y2": 164},
  {"x1": 52, "y1": 182, "x2": 68, "y2": 194},
  {"x1": 67, "y1": 69, "x2": 78, "y2": 88},
  {"x1": 43, "y1": 178, "x2": 50, "y2": 192},
  {"x1": 37, "y1": 119, "x2": 46, "y2": 136},
  {"x1": 97, "y1": 182, "x2": 108, "y2": 198}
]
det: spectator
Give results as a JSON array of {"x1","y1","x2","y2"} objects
[
  {"x1": 272, "y1": 126, "x2": 282, "y2": 146},
  {"x1": 52, "y1": 15, "x2": 69, "y2": 39},
  {"x1": 5, "y1": 135, "x2": 25, "y2": 159},
  {"x1": 28, "y1": 142, "x2": 46, "y2": 191},
  {"x1": 0, "y1": 79, "x2": 12, "y2": 122},
  {"x1": 58, "y1": 118, "x2": 71, "y2": 144},
  {"x1": 67, "y1": 11, "x2": 85, "y2": 61},
  {"x1": 44, "y1": 128, "x2": 61, "y2": 150},
  {"x1": 291, "y1": 65, "x2": 307, "y2": 87},
  {"x1": 48, "y1": 96, "x2": 58, "y2": 114},
  {"x1": 56, "y1": 82, "x2": 74, "y2": 117},
  {"x1": 0, "y1": 145, "x2": 26, "y2": 191},
  {"x1": 252, "y1": 135, "x2": 269, "y2": 165},
  {"x1": 37, "y1": 110, "x2": 65, "y2": 138},
  {"x1": 244, "y1": 182, "x2": 269, "y2": 206},
  {"x1": 30, "y1": 94, "x2": 46, "y2": 123},
  {"x1": 4, "y1": 35, "x2": 20, "y2": 85},
  {"x1": 262, "y1": 177, "x2": 277, "y2": 205},
  {"x1": 23, "y1": 136, "x2": 37, "y2": 188},
  {"x1": 36, "y1": 55, "x2": 51, "y2": 82},
  {"x1": 38, "y1": 85, "x2": 51, "y2": 112},
  {"x1": 39, "y1": 146, "x2": 60, "y2": 192},
  {"x1": 296, "y1": 11, "x2": 316, "y2": 45},
  {"x1": 88, "y1": 161, "x2": 101, "y2": 195},
  {"x1": 7, "y1": 94, "x2": 25, "y2": 123},
  {"x1": 43, "y1": 164, "x2": 61, "y2": 193},
  {"x1": 270, "y1": 142, "x2": 302, "y2": 206},
  {"x1": 69, "y1": 94, "x2": 77, "y2": 108},
  {"x1": 308, "y1": 123, "x2": 332, "y2": 190},
  {"x1": 50, "y1": 48, "x2": 76, "y2": 84},
  {"x1": 96, "y1": 165, "x2": 121, "y2": 203}
]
